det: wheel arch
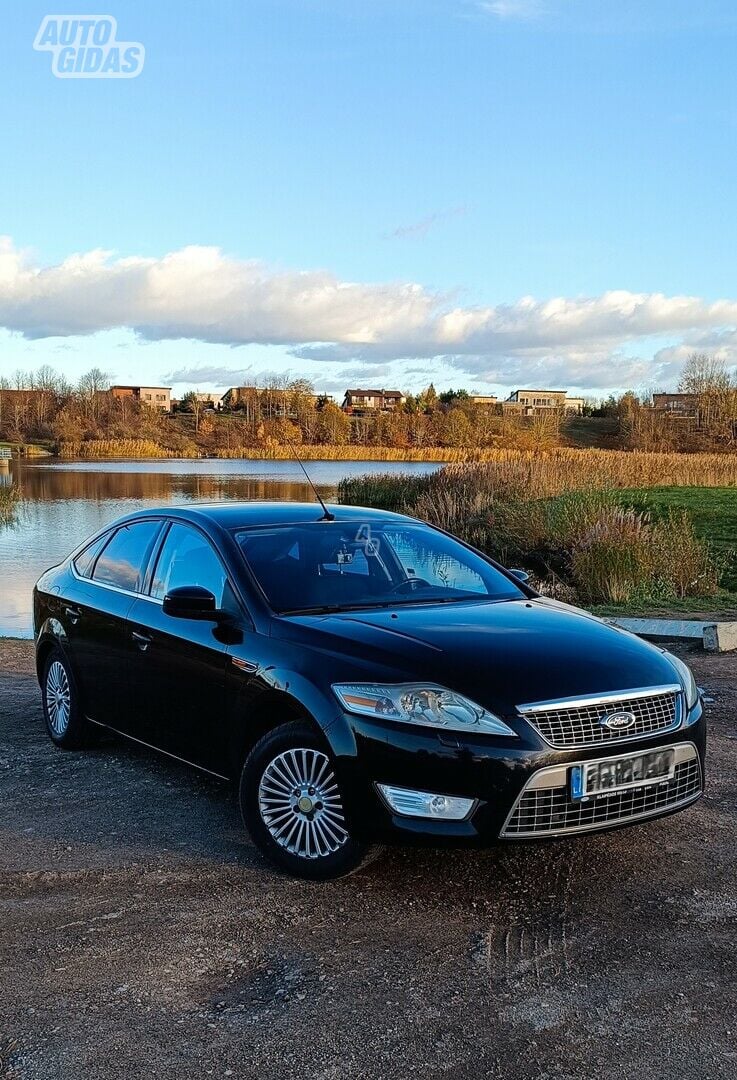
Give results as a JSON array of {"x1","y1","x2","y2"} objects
[
  {"x1": 35, "y1": 622, "x2": 70, "y2": 684},
  {"x1": 228, "y1": 688, "x2": 328, "y2": 775}
]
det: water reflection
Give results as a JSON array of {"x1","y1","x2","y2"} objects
[{"x1": 0, "y1": 458, "x2": 439, "y2": 638}]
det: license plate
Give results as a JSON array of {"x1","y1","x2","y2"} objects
[{"x1": 571, "y1": 748, "x2": 676, "y2": 800}]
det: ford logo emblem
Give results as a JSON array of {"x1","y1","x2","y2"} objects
[{"x1": 601, "y1": 710, "x2": 637, "y2": 731}]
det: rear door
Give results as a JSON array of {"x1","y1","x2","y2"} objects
[
  {"x1": 66, "y1": 519, "x2": 164, "y2": 728},
  {"x1": 125, "y1": 522, "x2": 239, "y2": 774}
]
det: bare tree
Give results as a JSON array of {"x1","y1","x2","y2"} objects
[
  {"x1": 678, "y1": 353, "x2": 736, "y2": 439},
  {"x1": 678, "y1": 353, "x2": 733, "y2": 396},
  {"x1": 179, "y1": 390, "x2": 205, "y2": 434},
  {"x1": 77, "y1": 367, "x2": 110, "y2": 420}
]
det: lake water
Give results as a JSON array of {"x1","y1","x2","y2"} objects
[{"x1": 0, "y1": 458, "x2": 440, "y2": 638}]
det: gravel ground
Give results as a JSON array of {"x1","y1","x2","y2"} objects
[{"x1": 0, "y1": 639, "x2": 735, "y2": 1080}]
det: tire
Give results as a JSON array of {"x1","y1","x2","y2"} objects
[
  {"x1": 239, "y1": 721, "x2": 383, "y2": 880},
  {"x1": 41, "y1": 646, "x2": 90, "y2": 749}
]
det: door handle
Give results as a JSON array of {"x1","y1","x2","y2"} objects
[
  {"x1": 64, "y1": 606, "x2": 82, "y2": 625},
  {"x1": 131, "y1": 630, "x2": 152, "y2": 652}
]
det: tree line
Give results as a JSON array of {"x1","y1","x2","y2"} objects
[
  {"x1": 1, "y1": 354, "x2": 736, "y2": 454},
  {"x1": 0, "y1": 368, "x2": 564, "y2": 452}
]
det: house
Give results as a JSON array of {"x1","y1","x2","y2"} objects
[
  {"x1": 341, "y1": 389, "x2": 405, "y2": 414},
  {"x1": 173, "y1": 391, "x2": 224, "y2": 411},
  {"x1": 110, "y1": 385, "x2": 172, "y2": 412},
  {"x1": 503, "y1": 390, "x2": 583, "y2": 415},
  {"x1": 652, "y1": 392, "x2": 699, "y2": 418},
  {"x1": 469, "y1": 395, "x2": 498, "y2": 406}
]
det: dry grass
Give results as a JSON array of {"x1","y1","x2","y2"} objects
[
  {"x1": 59, "y1": 440, "x2": 197, "y2": 459},
  {"x1": 211, "y1": 445, "x2": 500, "y2": 462},
  {"x1": 0, "y1": 485, "x2": 20, "y2": 523},
  {"x1": 58, "y1": 441, "x2": 513, "y2": 462},
  {"x1": 437, "y1": 448, "x2": 737, "y2": 498}
]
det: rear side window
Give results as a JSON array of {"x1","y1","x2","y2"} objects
[
  {"x1": 92, "y1": 521, "x2": 161, "y2": 593},
  {"x1": 150, "y1": 523, "x2": 228, "y2": 606},
  {"x1": 73, "y1": 532, "x2": 110, "y2": 578}
]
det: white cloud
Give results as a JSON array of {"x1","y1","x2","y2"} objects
[
  {"x1": 478, "y1": 0, "x2": 547, "y2": 20},
  {"x1": 1, "y1": 237, "x2": 736, "y2": 394}
]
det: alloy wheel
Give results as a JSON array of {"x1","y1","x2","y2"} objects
[
  {"x1": 46, "y1": 660, "x2": 71, "y2": 736},
  {"x1": 258, "y1": 748, "x2": 349, "y2": 859}
]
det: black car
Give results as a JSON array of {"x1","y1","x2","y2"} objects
[{"x1": 33, "y1": 501, "x2": 705, "y2": 879}]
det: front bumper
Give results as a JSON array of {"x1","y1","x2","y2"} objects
[{"x1": 329, "y1": 700, "x2": 706, "y2": 845}]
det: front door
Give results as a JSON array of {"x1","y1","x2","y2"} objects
[{"x1": 125, "y1": 522, "x2": 239, "y2": 774}]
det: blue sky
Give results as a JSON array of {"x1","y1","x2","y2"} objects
[{"x1": 1, "y1": 0, "x2": 737, "y2": 399}]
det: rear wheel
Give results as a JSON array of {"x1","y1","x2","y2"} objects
[
  {"x1": 41, "y1": 647, "x2": 90, "y2": 749},
  {"x1": 239, "y1": 721, "x2": 383, "y2": 880}
]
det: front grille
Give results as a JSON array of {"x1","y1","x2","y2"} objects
[
  {"x1": 521, "y1": 689, "x2": 679, "y2": 748},
  {"x1": 502, "y1": 755, "x2": 701, "y2": 838}
]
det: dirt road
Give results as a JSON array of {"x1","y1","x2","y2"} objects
[{"x1": 1, "y1": 639, "x2": 735, "y2": 1079}]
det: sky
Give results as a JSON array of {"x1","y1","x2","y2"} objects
[{"x1": 1, "y1": 0, "x2": 737, "y2": 401}]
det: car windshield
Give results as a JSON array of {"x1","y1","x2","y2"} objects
[{"x1": 233, "y1": 520, "x2": 525, "y2": 614}]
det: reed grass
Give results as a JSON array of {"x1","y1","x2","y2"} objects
[
  {"x1": 59, "y1": 440, "x2": 198, "y2": 459},
  {"x1": 0, "y1": 485, "x2": 20, "y2": 524},
  {"x1": 211, "y1": 445, "x2": 493, "y2": 462},
  {"x1": 58, "y1": 441, "x2": 502, "y2": 462}
]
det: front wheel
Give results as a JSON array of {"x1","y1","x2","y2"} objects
[{"x1": 239, "y1": 721, "x2": 383, "y2": 880}]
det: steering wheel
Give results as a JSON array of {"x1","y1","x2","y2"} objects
[{"x1": 390, "y1": 576, "x2": 433, "y2": 594}]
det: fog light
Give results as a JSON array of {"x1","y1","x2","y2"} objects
[{"x1": 377, "y1": 784, "x2": 475, "y2": 820}]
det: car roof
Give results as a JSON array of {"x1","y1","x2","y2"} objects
[{"x1": 113, "y1": 501, "x2": 417, "y2": 529}]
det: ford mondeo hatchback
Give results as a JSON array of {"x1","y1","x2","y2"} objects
[{"x1": 34, "y1": 502, "x2": 705, "y2": 879}]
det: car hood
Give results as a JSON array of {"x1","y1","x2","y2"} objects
[{"x1": 274, "y1": 597, "x2": 679, "y2": 715}]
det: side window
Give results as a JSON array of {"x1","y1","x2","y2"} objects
[
  {"x1": 73, "y1": 532, "x2": 110, "y2": 579},
  {"x1": 92, "y1": 521, "x2": 161, "y2": 593},
  {"x1": 150, "y1": 523, "x2": 228, "y2": 606}
]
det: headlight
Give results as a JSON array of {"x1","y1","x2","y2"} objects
[
  {"x1": 332, "y1": 683, "x2": 517, "y2": 736},
  {"x1": 664, "y1": 652, "x2": 699, "y2": 710}
]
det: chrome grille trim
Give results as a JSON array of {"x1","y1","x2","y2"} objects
[
  {"x1": 518, "y1": 684, "x2": 681, "y2": 748},
  {"x1": 501, "y1": 742, "x2": 702, "y2": 838}
]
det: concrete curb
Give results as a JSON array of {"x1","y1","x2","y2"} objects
[{"x1": 605, "y1": 617, "x2": 737, "y2": 653}]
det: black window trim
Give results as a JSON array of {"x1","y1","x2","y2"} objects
[
  {"x1": 71, "y1": 529, "x2": 113, "y2": 580},
  {"x1": 71, "y1": 518, "x2": 167, "y2": 603},
  {"x1": 146, "y1": 517, "x2": 252, "y2": 625}
]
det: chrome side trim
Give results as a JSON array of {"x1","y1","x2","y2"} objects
[{"x1": 517, "y1": 684, "x2": 681, "y2": 714}]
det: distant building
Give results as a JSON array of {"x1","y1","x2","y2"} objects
[
  {"x1": 173, "y1": 391, "x2": 224, "y2": 411},
  {"x1": 110, "y1": 385, "x2": 172, "y2": 412},
  {"x1": 341, "y1": 389, "x2": 405, "y2": 414},
  {"x1": 652, "y1": 392, "x2": 699, "y2": 418},
  {"x1": 503, "y1": 390, "x2": 583, "y2": 415},
  {"x1": 469, "y1": 395, "x2": 498, "y2": 407}
]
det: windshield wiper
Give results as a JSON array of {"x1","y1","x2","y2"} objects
[
  {"x1": 280, "y1": 596, "x2": 487, "y2": 615},
  {"x1": 279, "y1": 602, "x2": 390, "y2": 616}
]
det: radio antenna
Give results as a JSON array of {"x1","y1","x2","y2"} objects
[{"x1": 286, "y1": 437, "x2": 335, "y2": 521}]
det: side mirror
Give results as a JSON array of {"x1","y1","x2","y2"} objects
[
  {"x1": 509, "y1": 568, "x2": 530, "y2": 584},
  {"x1": 163, "y1": 585, "x2": 220, "y2": 620}
]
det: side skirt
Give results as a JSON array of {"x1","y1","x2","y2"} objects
[{"x1": 87, "y1": 717, "x2": 231, "y2": 781}]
